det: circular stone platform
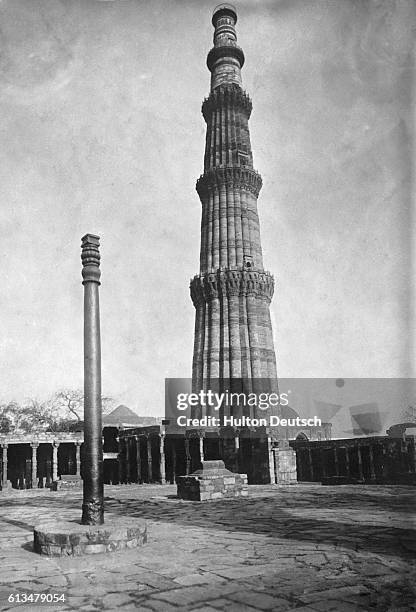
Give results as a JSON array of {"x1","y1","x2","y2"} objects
[{"x1": 33, "y1": 517, "x2": 147, "y2": 557}]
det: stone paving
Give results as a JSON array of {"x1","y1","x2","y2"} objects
[{"x1": 0, "y1": 483, "x2": 414, "y2": 611}]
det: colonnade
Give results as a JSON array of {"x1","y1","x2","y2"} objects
[
  {"x1": 117, "y1": 433, "x2": 165, "y2": 484},
  {"x1": 0, "y1": 440, "x2": 82, "y2": 489},
  {"x1": 294, "y1": 437, "x2": 416, "y2": 483},
  {"x1": 117, "y1": 430, "x2": 277, "y2": 485}
]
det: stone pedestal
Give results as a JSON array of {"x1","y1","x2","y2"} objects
[
  {"x1": 273, "y1": 441, "x2": 297, "y2": 484},
  {"x1": 34, "y1": 517, "x2": 146, "y2": 557},
  {"x1": 177, "y1": 460, "x2": 247, "y2": 501}
]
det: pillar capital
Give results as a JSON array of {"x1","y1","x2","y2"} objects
[
  {"x1": 81, "y1": 233, "x2": 101, "y2": 285},
  {"x1": 53, "y1": 441, "x2": 60, "y2": 448},
  {"x1": 31, "y1": 442, "x2": 39, "y2": 450}
]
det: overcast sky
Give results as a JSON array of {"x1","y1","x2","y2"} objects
[{"x1": 0, "y1": 0, "x2": 414, "y2": 420}]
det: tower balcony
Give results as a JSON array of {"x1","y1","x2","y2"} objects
[
  {"x1": 190, "y1": 268, "x2": 275, "y2": 306},
  {"x1": 196, "y1": 166, "x2": 262, "y2": 198},
  {"x1": 202, "y1": 84, "x2": 252, "y2": 121}
]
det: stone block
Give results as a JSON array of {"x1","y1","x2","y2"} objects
[
  {"x1": 33, "y1": 518, "x2": 147, "y2": 557},
  {"x1": 84, "y1": 544, "x2": 106, "y2": 555},
  {"x1": 223, "y1": 477, "x2": 236, "y2": 485},
  {"x1": 177, "y1": 460, "x2": 247, "y2": 501},
  {"x1": 51, "y1": 475, "x2": 82, "y2": 491}
]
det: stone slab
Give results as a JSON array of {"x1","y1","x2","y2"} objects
[{"x1": 33, "y1": 517, "x2": 147, "y2": 557}]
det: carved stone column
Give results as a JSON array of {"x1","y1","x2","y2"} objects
[
  {"x1": 334, "y1": 446, "x2": 339, "y2": 477},
  {"x1": 321, "y1": 448, "x2": 327, "y2": 479},
  {"x1": 171, "y1": 440, "x2": 177, "y2": 484},
  {"x1": 234, "y1": 431, "x2": 240, "y2": 472},
  {"x1": 135, "y1": 435, "x2": 141, "y2": 484},
  {"x1": 116, "y1": 436, "x2": 123, "y2": 483},
  {"x1": 308, "y1": 448, "x2": 314, "y2": 480},
  {"x1": 2, "y1": 444, "x2": 8, "y2": 485},
  {"x1": 31, "y1": 443, "x2": 39, "y2": 489},
  {"x1": 52, "y1": 442, "x2": 60, "y2": 482},
  {"x1": 81, "y1": 233, "x2": 104, "y2": 525},
  {"x1": 267, "y1": 437, "x2": 276, "y2": 484},
  {"x1": 357, "y1": 446, "x2": 364, "y2": 480},
  {"x1": 159, "y1": 433, "x2": 166, "y2": 484},
  {"x1": 75, "y1": 441, "x2": 82, "y2": 478},
  {"x1": 345, "y1": 446, "x2": 350, "y2": 478},
  {"x1": 369, "y1": 445, "x2": 376, "y2": 480},
  {"x1": 198, "y1": 432, "x2": 205, "y2": 464},
  {"x1": 125, "y1": 437, "x2": 131, "y2": 484},
  {"x1": 185, "y1": 437, "x2": 191, "y2": 475},
  {"x1": 146, "y1": 436, "x2": 153, "y2": 483}
]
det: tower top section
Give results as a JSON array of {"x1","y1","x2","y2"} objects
[
  {"x1": 207, "y1": 4, "x2": 245, "y2": 91},
  {"x1": 212, "y1": 3, "x2": 237, "y2": 26}
]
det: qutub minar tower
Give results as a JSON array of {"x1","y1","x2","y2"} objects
[{"x1": 190, "y1": 4, "x2": 277, "y2": 402}]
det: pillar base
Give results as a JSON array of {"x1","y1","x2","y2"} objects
[{"x1": 34, "y1": 517, "x2": 147, "y2": 557}]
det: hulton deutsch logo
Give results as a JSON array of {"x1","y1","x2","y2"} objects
[
  {"x1": 164, "y1": 379, "x2": 323, "y2": 436},
  {"x1": 164, "y1": 378, "x2": 416, "y2": 438}
]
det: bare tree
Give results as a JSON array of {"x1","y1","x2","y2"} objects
[
  {"x1": 48, "y1": 389, "x2": 117, "y2": 422},
  {"x1": 0, "y1": 391, "x2": 117, "y2": 434},
  {"x1": 0, "y1": 402, "x2": 14, "y2": 434},
  {"x1": 0, "y1": 399, "x2": 55, "y2": 433},
  {"x1": 49, "y1": 389, "x2": 84, "y2": 422},
  {"x1": 20, "y1": 399, "x2": 52, "y2": 432},
  {"x1": 0, "y1": 400, "x2": 24, "y2": 432}
]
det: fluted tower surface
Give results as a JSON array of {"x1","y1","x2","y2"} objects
[{"x1": 191, "y1": 4, "x2": 277, "y2": 390}]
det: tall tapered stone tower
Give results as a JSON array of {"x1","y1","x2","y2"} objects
[{"x1": 190, "y1": 4, "x2": 277, "y2": 399}]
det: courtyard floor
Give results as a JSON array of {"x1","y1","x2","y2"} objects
[{"x1": 0, "y1": 483, "x2": 414, "y2": 611}]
